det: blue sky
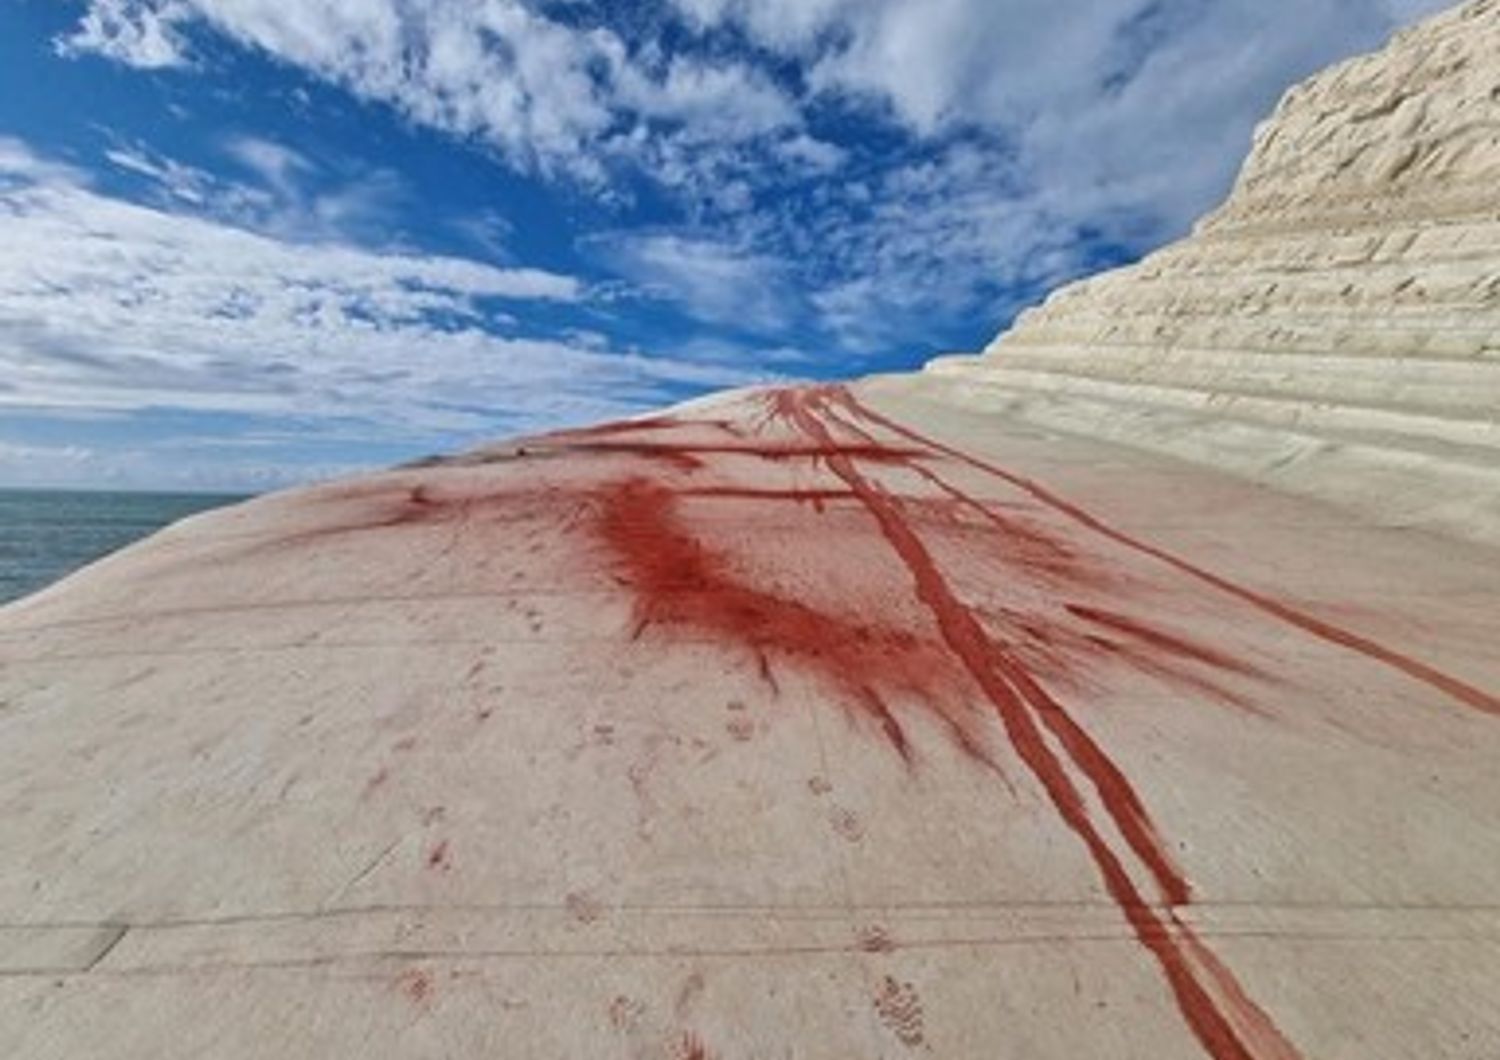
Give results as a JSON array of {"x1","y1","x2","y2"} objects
[{"x1": 0, "y1": 0, "x2": 1447, "y2": 491}]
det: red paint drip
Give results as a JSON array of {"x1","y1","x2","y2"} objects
[
  {"x1": 679, "y1": 486, "x2": 855, "y2": 506},
  {"x1": 566, "y1": 441, "x2": 706, "y2": 471},
  {"x1": 793, "y1": 389, "x2": 1194, "y2": 901},
  {"x1": 1067, "y1": 604, "x2": 1265, "y2": 679},
  {"x1": 821, "y1": 402, "x2": 1090, "y2": 585},
  {"x1": 675, "y1": 1032, "x2": 714, "y2": 1060},
  {"x1": 774, "y1": 387, "x2": 1298, "y2": 1060},
  {"x1": 570, "y1": 440, "x2": 927, "y2": 465},
  {"x1": 836, "y1": 389, "x2": 1500, "y2": 717},
  {"x1": 545, "y1": 414, "x2": 687, "y2": 438}
]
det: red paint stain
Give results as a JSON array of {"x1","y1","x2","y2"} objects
[
  {"x1": 597, "y1": 474, "x2": 985, "y2": 764},
  {"x1": 673, "y1": 1032, "x2": 714, "y2": 1060},
  {"x1": 607, "y1": 994, "x2": 645, "y2": 1031},
  {"x1": 573, "y1": 439, "x2": 926, "y2": 467},
  {"x1": 835, "y1": 388, "x2": 1500, "y2": 718},
  {"x1": 772, "y1": 387, "x2": 1296, "y2": 1060},
  {"x1": 858, "y1": 924, "x2": 897, "y2": 953},
  {"x1": 581, "y1": 392, "x2": 1304, "y2": 1060},
  {"x1": 680, "y1": 485, "x2": 855, "y2": 512},
  {"x1": 238, "y1": 382, "x2": 1489, "y2": 1060},
  {"x1": 426, "y1": 839, "x2": 452, "y2": 872},
  {"x1": 361, "y1": 767, "x2": 389, "y2": 798},
  {"x1": 397, "y1": 967, "x2": 434, "y2": 1006},
  {"x1": 873, "y1": 975, "x2": 926, "y2": 1048},
  {"x1": 1066, "y1": 604, "x2": 1265, "y2": 679},
  {"x1": 546, "y1": 414, "x2": 689, "y2": 439}
]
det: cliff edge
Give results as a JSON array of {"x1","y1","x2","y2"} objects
[
  {"x1": 914, "y1": 0, "x2": 1500, "y2": 543},
  {"x1": 2, "y1": 4, "x2": 1498, "y2": 1059}
]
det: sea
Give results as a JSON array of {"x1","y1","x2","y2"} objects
[{"x1": 0, "y1": 489, "x2": 248, "y2": 606}]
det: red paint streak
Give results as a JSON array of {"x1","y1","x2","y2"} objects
[
  {"x1": 818, "y1": 403, "x2": 1254, "y2": 711},
  {"x1": 775, "y1": 388, "x2": 1296, "y2": 1060},
  {"x1": 674, "y1": 1032, "x2": 713, "y2": 1060},
  {"x1": 546, "y1": 414, "x2": 687, "y2": 438},
  {"x1": 1082, "y1": 632, "x2": 1266, "y2": 715},
  {"x1": 1173, "y1": 914, "x2": 1304, "y2": 1060},
  {"x1": 361, "y1": 767, "x2": 390, "y2": 799},
  {"x1": 426, "y1": 839, "x2": 452, "y2": 872},
  {"x1": 836, "y1": 389, "x2": 1500, "y2": 718},
  {"x1": 679, "y1": 486, "x2": 854, "y2": 507},
  {"x1": 820, "y1": 401, "x2": 1101, "y2": 587},
  {"x1": 567, "y1": 441, "x2": 707, "y2": 471},
  {"x1": 572, "y1": 440, "x2": 926, "y2": 465},
  {"x1": 794, "y1": 389, "x2": 1200, "y2": 899},
  {"x1": 1066, "y1": 604, "x2": 1265, "y2": 679}
]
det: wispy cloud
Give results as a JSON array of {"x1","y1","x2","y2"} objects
[
  {"x1": 592, "y1": 232, "x2": 795, "y2": 334},
  {"x1": 56, "y1": 1, "x2": 808, "y2": 186},
  {"x1": 0, "y1": 139, "x2": 754, "y2": 443},
  {"x1": 56, "y1": 0, "x2": 1448, "y2": 354},
  {"x1": 30, "y1": 0, "x2": 1456, "y2": 490}
]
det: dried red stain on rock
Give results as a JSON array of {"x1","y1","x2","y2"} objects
[
  {"x1": 760, "y1": 386, "x2": 1301, "y2": 1060},
  {"x1": 597, "y1": 475, "x2": 977, "y2": 763},
  {"x1": 672, "y1": 1032, "x2": 714, "y2": 1060},
  {"x1": 425, "y1": 839, "x2": 452, "y2": 872},
  {"x1": 1065, "y1": 604, "x2": 1265, "y2": 679},
  {"x1": 245, "y1": 384, "x2": 1498, "y2": 1060},
  {"x1": 835, "y1": 386, "x2": 1500, "y2": 717},
  {"x1": 396, "y1": 967, "x2": 434, "y2": 1006}
]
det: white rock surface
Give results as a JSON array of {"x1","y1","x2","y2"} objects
[
  {"x1": 2, "y1": 4, "x2": 1499, "y2": 1059},
  {"x1": 922, "y1": 0, "x2": 1500, "y2": 544}
]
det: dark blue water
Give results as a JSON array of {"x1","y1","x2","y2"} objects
[{"x1": 0, "y1": 489, "x2": 247, "y2": 605}]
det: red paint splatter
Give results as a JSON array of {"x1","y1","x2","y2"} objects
[
  {"x1": 571, "y1": 439, "x2": 927, "y2": 466},
  {"x1": 835, "y1": 388, "x2": 1500, "y2": 718},
  {"x1": 426, "y1": 839, "x2": 452, "y2": 872},
  {"x1": 770, "y1": 387, "x2": 1296, "y2": 1060},
  {"x1": 564, "y1": 441, "x2": 706, "y2": 471},
  {"x1": 679, "y1": 485, "x2": 855, "y2": 510},
  {"x1": 857, "y1": 924, "x2": 897, "y2": 953},
  {"x1": 397, "y1": 967, "x2": 434, "y2": 1005},
  {"x1": 229, "y1": 381, "x2": 1492, "y2": 1060},
  {"x1": 361, "y1": 767, "x2": 390, "y2": 798},
  {"x1": 597, "y1": 474, "x2": 986, "y2": 764},
  {"x1": 1066, "y1": 604, "x2": 1265, "y2": 679},
  {"x1": 545, "y1": 414, "x2": 689, "y2": 439},
  {"x1": 673, "y1": 1032, "x2": 714, "y2": 1060}
]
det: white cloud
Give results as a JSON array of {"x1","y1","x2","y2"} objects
[
  {"x1": 57, "y1": 0, "x2": 191, "y2": 69},
  {"x1": 0, "y1": 139, "x2": 756, "y2": 444},
  {"x1": 593, "y1": 233, "x2": 794, "y2": 333},
  {"x1": 107, "y1": 134, "x2": 415, "y2": 247},
  {"x1": 223, "y1": 135, "x2": 313, "y2": 193},
  {"x1": 0, "y1": 435, "x2": 369, "y2": 492},
  {"x1": 59, "y1": 0, "x2": 805, "y2": 187},
  {"x1": 56, "y1": 0, "x2": 1453, "y2": 357},
  {"x1": 657, "y1": 0, "x2": 1449, "y2": 347}
]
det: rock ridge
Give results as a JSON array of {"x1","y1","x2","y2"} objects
[{"x1": 920, "y1": 0, "x2": 1500, "y2": 544}]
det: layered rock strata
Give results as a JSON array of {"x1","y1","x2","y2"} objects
[{"x1": 922, "y1": 0, "x2": 1500, "y2": 543}]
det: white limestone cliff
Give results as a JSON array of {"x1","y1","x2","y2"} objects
[{"x1": 915, "y1": 0, "x2": 1500, "y2": 543}]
